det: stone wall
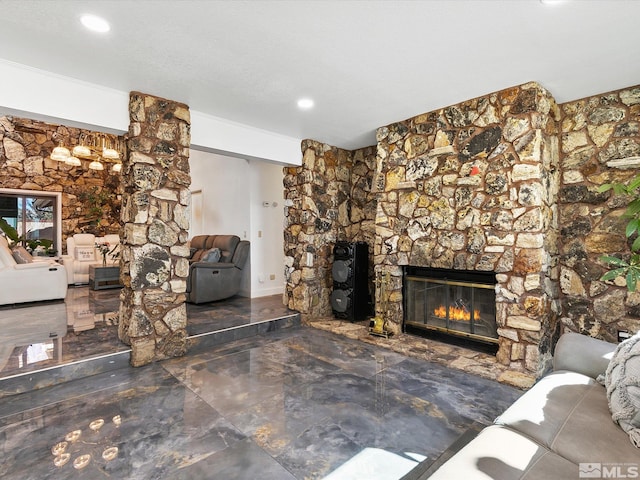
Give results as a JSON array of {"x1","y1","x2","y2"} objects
[
  {"x1": 347, "y1": 146, "x2": 378, "y2": 246},
  {"x1": 118, "y1": 92, "x2": 191, "y2": 366},
  {"x1": 283, "y1": 141, "x2": 377, "y2": 317},
  {"x1": 284, "y1": 82, "x2": 640, "y2": 380},
  {"x1": 0, "y1": 116, "x2": 122, "y2": 252},
  {"x1": 373, "y1": 82, "x2": 562, "y2": 376},
  {"x1": 348, "y1": 146, "x2": 378, "y2": 285},
  {"x1": 283, "y1": 140, "x2": 353, "y2": 316},
  {"x1": 285, "y1": 82, "x2": 571, "y2": 378},
  {"x1": 559, "y1": 86, "x2": 640, "y2": 342}
]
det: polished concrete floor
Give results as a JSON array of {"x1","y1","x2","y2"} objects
[
  {"x1": 0, "y1": 289, "x2": 522, "y2": 479},
  {"x1": 0, "y1": 287, "x2": 294, "y2": 380}
]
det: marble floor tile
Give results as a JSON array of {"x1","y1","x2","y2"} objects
[
  {"x1": 165, "y1": 328, "x2": 520, "y2": 479},
  {"x1": 187, "y1": 295, "x2": 297, "y2": 335},
  {"x1": 0, "y1": 360, "x2": 158, "y2": 419},
  {"x1": 382, "y1": 356, "x2": 523, "y2": 425},
  {"x1": 0, "y1": 288, "x2": 125, "y2": 380},
  {"x1": 277, "y1": 328, "x2": 409, "y2": 379},
  {"x1": 0, "y1": 287, "x2": 294, "y2": 382},
  {"x1": 171, "y1": 437, "x2": 297, "y2": 480},
  {"x1": 0, "y1": 325, "x2": 523, "y2": 479},
  {"x1": 0, "y1": 363, "x2": 247, "y2": 479}
]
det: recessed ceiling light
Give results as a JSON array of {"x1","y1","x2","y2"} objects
[
  {"x1": 539, "y1": 0, "x2": 565, "y2": 4},
  {"x1": 297, "y1": 98, "x2": 314, "y2": 110},
  {"x1": 80, "y1": 14, "x2": 111, "y2": 33}
]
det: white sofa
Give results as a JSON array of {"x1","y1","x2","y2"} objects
[
  {"x1": 425, "y1": 333, "x2": 639, "y2": 480},
  {"x1": 62, "y1": 233, "x2": 120, "y2": 285},
  {"x1": 0, "y1": 235, "x2": 68, "y2": 305}
]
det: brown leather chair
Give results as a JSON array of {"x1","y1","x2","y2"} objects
[{"x1": 186, "y1": 235, "x2": 250, "y2": 303}]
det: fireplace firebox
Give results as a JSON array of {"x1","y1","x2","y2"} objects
[{"x1": 403, "y1": 266, "x2": 498, "y2": 350}]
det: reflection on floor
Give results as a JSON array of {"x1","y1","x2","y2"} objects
[
  {"x1": 0, "y1": 287, "x2": 297, "y2": 383},
  {"x1": 0, "y1": 327, "x2": 521, "y2": 479}
]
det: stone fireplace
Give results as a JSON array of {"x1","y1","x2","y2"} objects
[
  {"x1": 285, "y1": 82, "x2": 563, "y2": 379},
  {"x1": 284, "y1": 81, "x2": 640, "y2": 382},
  {"x1": 372, "y1": 82, "x2": 562, "y2": 377}
]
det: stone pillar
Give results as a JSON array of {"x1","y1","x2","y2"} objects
[
  {"x1": 283, "y1": 140, "x2": 354, "y2": 319},
  {"x1": 119, "y1": 92, "x2": 191, "y2": 366}
]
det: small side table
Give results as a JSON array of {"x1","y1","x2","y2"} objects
[{"x1": 89, "y1": 265, "x2": 122, "y2": 290}]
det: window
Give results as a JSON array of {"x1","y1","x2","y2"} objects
[{"x1": 0, "y1": 189, "x2": 62, "y2": 255}]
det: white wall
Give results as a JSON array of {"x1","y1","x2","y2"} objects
[
  {"x1": 249, "y1": 160, "x2": 285, "y2": 297},
  {"x1": 189, "y1": 149, "x2": 285, "y2": 298},
  {"x1": 190, "y1": 111, "x2": 302, "y2": 166},
  {"x1": 189, "y1": 150, "x2": 251, "y2": 238},
  {"x1": 0, "y1": 59, "x2": 302, "y2": 166}
]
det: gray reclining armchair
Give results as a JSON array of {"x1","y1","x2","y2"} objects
[{"x1": 186, "y1": 234, "x2": 250, "y2": 304}]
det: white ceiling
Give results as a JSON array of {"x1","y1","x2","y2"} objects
[{"x1": 0, "y1": 0, "x2": 639, "y2": 150}]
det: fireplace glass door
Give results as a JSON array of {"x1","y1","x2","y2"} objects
[{"x1": 404, "y1": 274, "x2": 498, "y2": 344}]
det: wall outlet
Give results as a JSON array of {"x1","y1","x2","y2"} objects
[
  {"x1": 306, "y1": 252, "x2": 313, "y2": 267},
  {"x1": 618, "y1": 330, "x2": 632, "y2": 342},
  {"x1": 269, "y1": 274, "x2": 276, "y2": 280}
]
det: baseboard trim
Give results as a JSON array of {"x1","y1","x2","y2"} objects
[{"x1": 251, "y1": 287, "x2": 283, "y2": 298}]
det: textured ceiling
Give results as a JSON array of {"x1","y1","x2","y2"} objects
[{"x1": 0, "y1": 0, "x2": 639, "y2": 150}]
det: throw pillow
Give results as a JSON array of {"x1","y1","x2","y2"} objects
[
  {"x1": 12, "y1": 246, "x2": 33, "y2": 264},
  {"x1": 202, "y1": 247, "x2": 221, "y2": 263},
  {"x1": 75, "y1": 246, "x2": 95, "y2": 262},
  {"x1": 604, "y1": 330, "x2": 640, "y2": 447}
]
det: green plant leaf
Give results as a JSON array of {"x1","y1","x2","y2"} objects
[
  {"x1": 627, "y1": 219, "x2": 640, "y2": 238},
  {"x1": 600, "y1": 255, "x2": 629, "y2": 267},
  {"x1": 627, "y1": 269, "x2": 638, "y2": 292},
  {"x1": 0, "y1": 218, "x2": 20, "y2": 243},
  {"x1": 626, "y1": 198, "x2": 640, "y2": 217},
  {"x1": 629, "y1": 176, "x2": 640, "y2": 192},
  {"x1": 601, "y1": 267, "x2": 629, "y2": 281},
  {"x1": 598, "y1": 174, "x2": 640, "y2": 291},
  {"x1": 613, "y1": 184, "x2": 629, "y2": 195}
]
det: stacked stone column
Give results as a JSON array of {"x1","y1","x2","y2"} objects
[
  {"x1": 283, "y1": 141, "x2": 351, "y2": 317},
  {"x1": 283, "y1": 140, "x2": 378, "y2": 319},
  {"x1": 373, "y1": 82, "x2": 562, "y2": 376},
  {"x1": 118, "y1": 92, "x2": 191, "y2": 366}
]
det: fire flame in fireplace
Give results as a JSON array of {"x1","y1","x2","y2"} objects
[{"x1": 433, "y1": 305, "x2": 480, "y2": 322}]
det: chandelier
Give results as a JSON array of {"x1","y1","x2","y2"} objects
[{"x1": 50, "y1": 133, "x2": 123, "y2": 173}]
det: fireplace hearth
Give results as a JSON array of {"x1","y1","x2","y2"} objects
[{"x1": 403, "y1": 266, "x2": 498, "y2": 353}]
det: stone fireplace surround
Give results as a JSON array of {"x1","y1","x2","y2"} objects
[{"x1": 284, "y1": 81, "x2": 640, "y2": 384}]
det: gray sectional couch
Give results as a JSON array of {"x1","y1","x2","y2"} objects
[
  {"x1": 186, "y1": 234, "x2": 250, "y2": 304},
  {"x1": 426, "y1": 332, "x2": 639, "y2": 479}
]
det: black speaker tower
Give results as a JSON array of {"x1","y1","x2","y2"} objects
[{"x1": 331, "y1": 241, "x2": 369, "y2": 321}]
